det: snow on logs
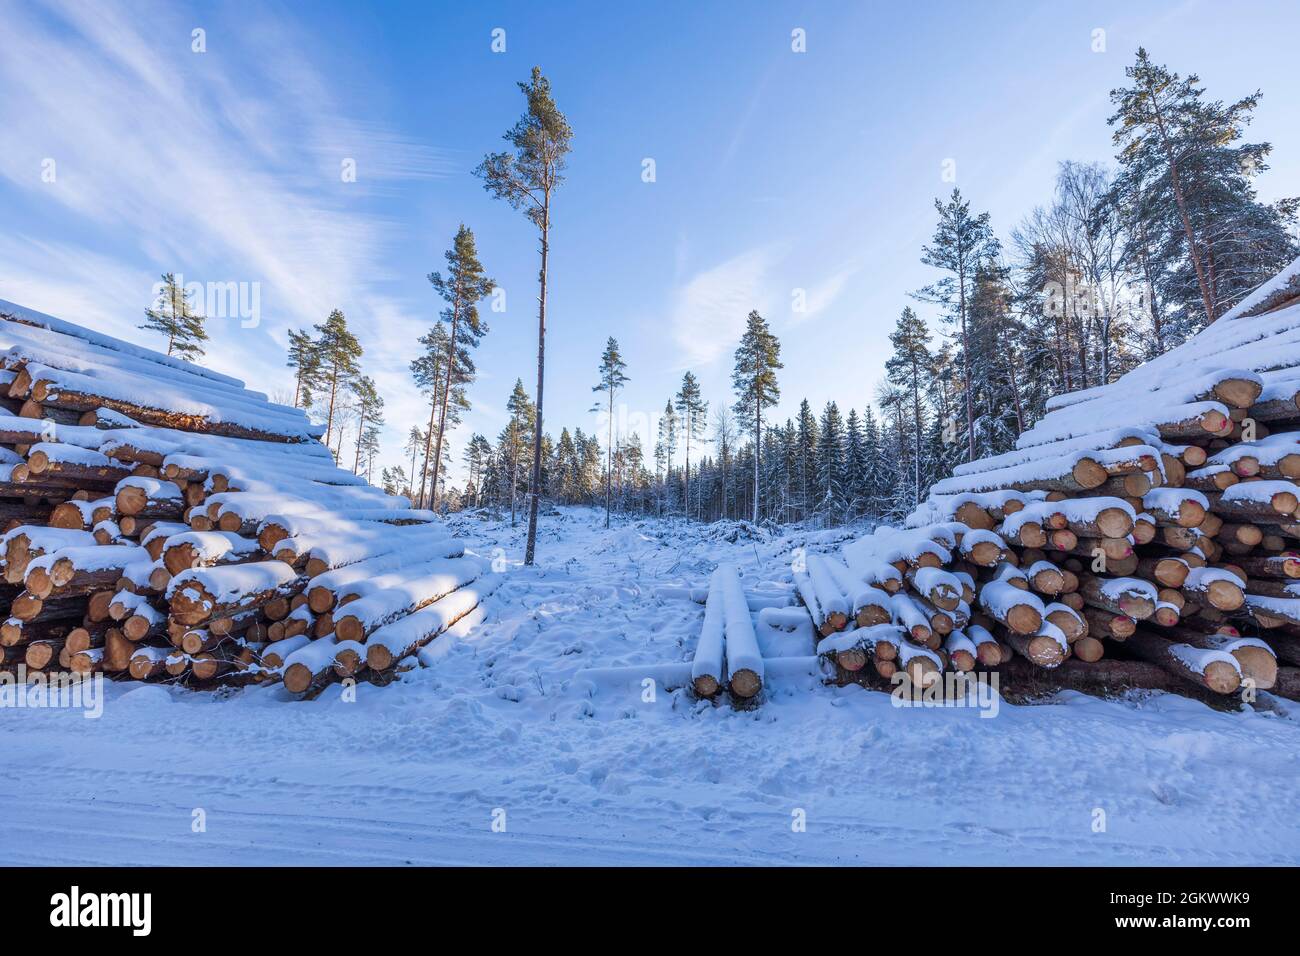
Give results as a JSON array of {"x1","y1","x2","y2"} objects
[
  {"x1": 0, "y1": 302, "x2": 499, "y2": 695},
  {"x1": 690, "y1": 566, "x2": 728, "y2": 697},
  {"x1": 830, "y1": 259, "x2": 1300, "y2": 698},
  {"x1": 718, "y1": 563, "x2": 764, "y2": 698},
  {"x1": 688, "y1": 562, "x2": 765, "y2": 699}
]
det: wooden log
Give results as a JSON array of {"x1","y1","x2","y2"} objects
[
  {"x1": 1082, "y1": 605, "x2": 1135, "y2": 641},
  {"x1": 1078, "y1": 575, "x2": 1156, "y2": 620},
  {"x1": 169, "y1": 561, "x2": 300, "y2": 626},
  {"x1": 1002, "y1": 622, "x2": 1067, "y2": 667},
  {"x1": 1162, "y1": 627, "x2": 1276, "y2": 689},
  {"x1": 30, "y1": 378, "x2": 308, "y2": 444},
  {"x1": 978, "y1": 580, "x2": 1043, "y2": 635},
  {"x1": 363, "y1": 576, "x2": 501, "y2": 673},
  {"x1": 1272, "y1": 666, "x2": 1300, "y2": 701},
  {"x1": 1125, "y1": 629, "x2": 1241, "y2": 694}
]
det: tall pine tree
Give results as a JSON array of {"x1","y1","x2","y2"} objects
[
  {"x1": 476, "y1": 67, "x2": 573, "y2": 566},
  {"x1": 731, "y1": 310, "x2": 782, "y2": 524}
]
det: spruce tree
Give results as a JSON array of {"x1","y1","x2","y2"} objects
[
  {"x1": 476, "y1": 67, "x2": 573, "y2": 566},
  {"x1": 731, "y1": 309, "x2": 782, "y2": 524},
  {"x1": 795, "y1": 400, "x2": 819, "y2": 522},
  {"x1": 815, "y1": 401, "x2": 846, "y2": 521},
  {"x1": 141, "y1": 273, "x2": 208, "y2": 362},
  {"x1": 592, "y1": 337, "x2": 629, "y2": 527},
  {"x1": 843, "y1": 408, "x2": 865, "y2": 521}
]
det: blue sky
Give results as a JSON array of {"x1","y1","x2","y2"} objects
[{"x1": 3, "y1": 0, "x2": 1298, "y2": 482}]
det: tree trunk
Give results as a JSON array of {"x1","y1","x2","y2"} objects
[
  {"x1": 683, "y1": 421, "x2": 691, "y2": 522},
  {"x1": 353, "y1": 407, "x2": 366, "y2": 474},
  {"x1": 1149, "y1": 94, "x2": 1216, "y2": 324},
  {"x1": 431, "y1": 290, "x2": 462, "y2": 510},
  {"x1": 605, "y1": 389, "x2": 613, "y2": 528},
  {"x1": 324, "y1": 364, "x2": 339, "y2": 450},
  {"x1": 418, "y1": 396, "x2": 437, "y2": 509},
  {"x1": 958, "y1": 260, "x2": 974, "y2": 461},
  {"x1": 752, "y1": 392, "x2": 760, "y2": 524},
  {"x1": 910, "y1": 358, "x2": 923, "y2": 505},
  {"x1": 525, "y1": 196, "x2": 549, "y2": 566}
]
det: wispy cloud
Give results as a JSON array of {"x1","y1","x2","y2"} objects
[
  {"x1": 0, "y1": 0, "x2": 453, "y2": 474},
  {"x1": 669, "y1": 247, "x2": 778, "y2": 367}
]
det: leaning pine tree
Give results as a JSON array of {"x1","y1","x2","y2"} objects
[
  {"x1": 591, "y1": 337, "x2": 629, "y2": 528},
  {"x1": 476, "y1": 66, "x2": 573, "y2": 566},
  {"x1": 731, "y1": 309, "x2": 782, "y2": 524},
  {"x1": 141, "y1": 272, "x2": 208, "y2": 361},
  {"x1": 349, "y1": 375, "x2": 384, "y2": 475},
  {"x1": 426, "y1": 224, "x2": 494, "y2": 509},
  {"x1": 314, "y1": 308, "x2": 363, "y2": 452}
]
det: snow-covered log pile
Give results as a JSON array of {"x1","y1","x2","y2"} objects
[
  {"x1": 0, "y1": 300, "x2": 494, "y2": 695},
  {"x1": 809, "y1": 257, "x2": 1300, "y2": 702}
]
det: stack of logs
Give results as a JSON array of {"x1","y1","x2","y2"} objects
[
  {"x1": 0, "y1": 302, "x2": 496, "y2": 696},
  {"x1": 797, "y1": 265, "x2": 1300, "y2": 704}
]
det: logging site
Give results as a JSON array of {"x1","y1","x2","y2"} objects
[{"x1": 3, "y1": 0, "x2": 1299, "y2": 879}]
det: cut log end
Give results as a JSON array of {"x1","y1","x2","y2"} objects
[
  {"x1": 1006, "y1": 605, "x2": 1042, "y2": 636},
  {"x1": 1202, "y1": 660, "x2": 1241, "y2": 695},
  {"x1": 729, "y1": 669, "x2": 762, "y2": 699}
]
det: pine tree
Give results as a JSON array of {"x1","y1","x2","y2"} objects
[
  {"x1": 476, "y1": 67, "x2": 573, "y2": 566},
  {"x1": 500, "y1": 379, "x2": 535, "y2": 526},
  {"x1": 349, "y1": 375, "x2": 384, "y2": 475},
  {"x1": 427, "y1": 224, "x2": 494, "y2": 509},
  {"x1": 463, "y1": 433, "x2": 492, "y2": 508},
  {"x1": 674, "y1": 371, "x2": 708, "y2": 521},
  {"x1": 884, "y1": 307, "x2": 933, "y2": 505},
  {"x1": 657, "y1": 400, "x2": 679, "y2": 514},
  {"x1": 731, "y1": 309, "x2": 782, "y2": 524},
  {"x1": 141, "y1": 273, "x2": 208, "y2": 362},
  {"x1": 410, "y1": 323, "x2": 450, "y2": 507},
  {"x1": 592, "y1": 337, "x2": 629, "y2": 527},
  {"x1": 1108, "y1": 48, "x2": 1297, "y2": 333},
  {"x1": 405, "y1": 426, "x2": 424, "y2": 500},
  {"x1": 314, "y1": 308, "x2": 363, "y2": 453},
  {"x1": 358, "y1": 424, "x2": 382, "y2": 483},
  {"x1": 917, "y1": 189, "x2": 1000, "y2": 463},
  {"x1": 286, "y1": 328, "x2": 322, "y2": 408}
]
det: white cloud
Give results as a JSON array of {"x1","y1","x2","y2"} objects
[
  {"x1": 790, "y1": 262, "x2": 861, "y2": 325},
  {"x1": 669, "y1": 247, "x2": 778, "y2": 367},
  {"x1": 0, "y1": 0, "x2": 453, "y2": 480}
]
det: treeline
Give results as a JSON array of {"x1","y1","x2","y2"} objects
[{"x1": 378, "y1": 49, "x2": 1295, "y2": 530}]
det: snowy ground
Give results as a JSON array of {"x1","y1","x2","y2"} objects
[{"x1": 4, "y1": 506, "x2": 1299, "y2": 866}]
